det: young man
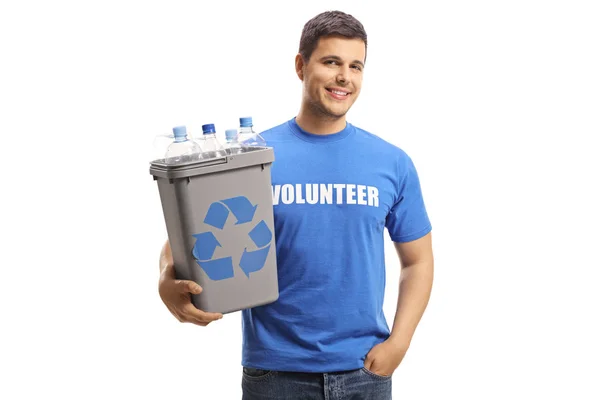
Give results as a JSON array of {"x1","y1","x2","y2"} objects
[{"x1": 158, "y1": 10, "x2": 434, "y2": 400}]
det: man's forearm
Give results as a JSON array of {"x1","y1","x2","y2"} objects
[
  {"x1": 159, "y1": 240, "x2": 173, "y2": 276},
  {"x1": 389, "y1": 261, "x2": 434, "y2": 347}
]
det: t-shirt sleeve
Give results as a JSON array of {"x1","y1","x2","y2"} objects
[{"x1": 385, "y1": 155, "x2": 432, "y2": 243}]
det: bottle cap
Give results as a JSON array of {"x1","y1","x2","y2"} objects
[
  {"x1": 172, "y1": 125, "x2": 187, "y2": 138},
  {"x1": 225, "y1": 129, "x2": 238, "y2": 140},
  {"x1": 202, "y1": 124, "x2": 216, "y2": 134},
  {"x1": 239, "y1": 117, "x2": 253, "y2": 128}
]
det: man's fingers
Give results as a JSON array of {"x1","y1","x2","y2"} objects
[
  {"x1": 175, "y1": 279, "x2": 203, "y2": 294},
  {"x1": 166, "y1": 280, "x2": 221, "y2": 325},
  {"x1": 182, "y1": 303, "x2": 223, "y2": 323}
]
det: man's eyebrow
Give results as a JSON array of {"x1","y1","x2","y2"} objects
[{"x1": 319, "y1": 55, "x2": 365, "y2": 68}]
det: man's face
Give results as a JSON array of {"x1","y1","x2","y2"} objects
[{"x1": 297, "y1": 35, "x2": 366, "y2": 119}]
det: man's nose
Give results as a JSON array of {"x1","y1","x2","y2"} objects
[{"x1": 336, "y1": 66, "x2": 351, "y2": 84}]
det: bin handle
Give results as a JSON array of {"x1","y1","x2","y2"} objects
[{"x1": 194, "y1": 154, "x2": 229, "y2": 168}]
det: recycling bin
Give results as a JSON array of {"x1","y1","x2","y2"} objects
[{"x1": 150, "y1": 147, "x2": 279, "y2": 314}]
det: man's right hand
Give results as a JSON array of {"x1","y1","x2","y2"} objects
[{"x1": 158, "y1": 241, "x2": 223, "y2": 326}]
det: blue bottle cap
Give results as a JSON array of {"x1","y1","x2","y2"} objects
[
  {"x1": 239, "y1": 117, "x2": 253, "y2": 128},
  {"x1": 172, "y1": 125, "x2": 187, "y2": 138},
  {"x1": 202, "y1": 123, "x2": 216, "y2": 134},
  {"x1": 225, "y1": 129, "x2": 238, "y2": 140}
]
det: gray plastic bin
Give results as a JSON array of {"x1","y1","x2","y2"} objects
[{"x1": 150, "y1": 147, "x2": 279, "y2": 314}]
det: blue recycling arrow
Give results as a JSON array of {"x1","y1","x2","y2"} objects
[
  {"x1": 196, "y1": 257, "x2": 234, "y2": 280},
  {"x1": 248, "y1": 220, "x2": 272, "y2": 248},
  {"x1": 203, "y1": 202, "x2": 230, "y2": 229},
  {"x1": 192, "y1": 232, "x2": 221, "y2": 260},
  {"x1": 239, "y1": 244, "x2": 270, "y2": 278},
  {"x1": 222, "y1": 196, "x2": 257, "y2": 225}
]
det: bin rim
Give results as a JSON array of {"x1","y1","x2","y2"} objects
[{"x1": 149, "y1": 146, "x2": 274, "y2": 180}]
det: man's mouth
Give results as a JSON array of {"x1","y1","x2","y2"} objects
[
  {"x1": 326, "y1": 88, "x2": 351, "y2": 101},
  {"x1": 326, "y1": 88, "x2": 350, "y2": 97}
]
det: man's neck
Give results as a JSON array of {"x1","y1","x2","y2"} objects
[{"x1": 295, "y1": 108, "x2": 347, "y2": 135}]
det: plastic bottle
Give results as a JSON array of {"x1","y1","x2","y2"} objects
[
  {"x1": 164, "y1": 125, "x2": 203, "y2": 164},
  {"x1": 199, "y1": 123, "x2": 227, "y2": 157},
  {"x1": 238, "y1": 117, "x2": 267, "y2": 147},
  {"x1": 224, "y1": 129, "x2": 243, "y2": 155}
]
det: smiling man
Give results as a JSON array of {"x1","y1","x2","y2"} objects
[
  {"x1": 158, "y1": 10, "x2": 434, "y2": 400},
  {"x1": 297, "y1": 35, "x2": 364, "y2": 127}
]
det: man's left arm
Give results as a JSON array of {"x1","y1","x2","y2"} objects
[{"x1": 364, "y1": 231, "x2": 434, "y2": 376}]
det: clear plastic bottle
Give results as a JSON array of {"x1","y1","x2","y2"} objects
[
  {"x1": 199, "y1": 123, "x2": 227, "y2": 157},
  {"x1": 238, "y1": 117, "x2": 267, "y2": 147},
  {"x1": 224, "y1": 128, "x2": 243, "y2": 155},
  {"x1": 164, "y1": 125, "x2": 203, "y2": 164}
]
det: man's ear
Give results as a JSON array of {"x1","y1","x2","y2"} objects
[{"x1": 295, "y1": 53, "x2": 305, "y2": 81}]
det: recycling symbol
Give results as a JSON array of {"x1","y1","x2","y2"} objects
[{"x1": 191, "y1": 196, "x2": 272, "y2": 280}]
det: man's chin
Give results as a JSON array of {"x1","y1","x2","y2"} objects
[
  {"x1": 322, "y1": 106, "x2": 349, "y2": 119},
  {"x1": 309, "y1": 101, "x2": 350, "y2": 119}
]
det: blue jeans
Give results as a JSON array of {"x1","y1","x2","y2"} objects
[{"x1": 241, "y1": 367, "x2": 392, "y2": 399}]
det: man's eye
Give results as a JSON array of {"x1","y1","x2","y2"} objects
[{"x1": 352, "y1": 65, "x2": 362, "y2": 71}]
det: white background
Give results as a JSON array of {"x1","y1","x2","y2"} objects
[{"x1": 1, "y1": 0, "x2": 599, "y2": 399}]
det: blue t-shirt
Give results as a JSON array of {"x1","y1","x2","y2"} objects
[{"x1": 241, "y1": 118, "x2": 432, "y2": 373}]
